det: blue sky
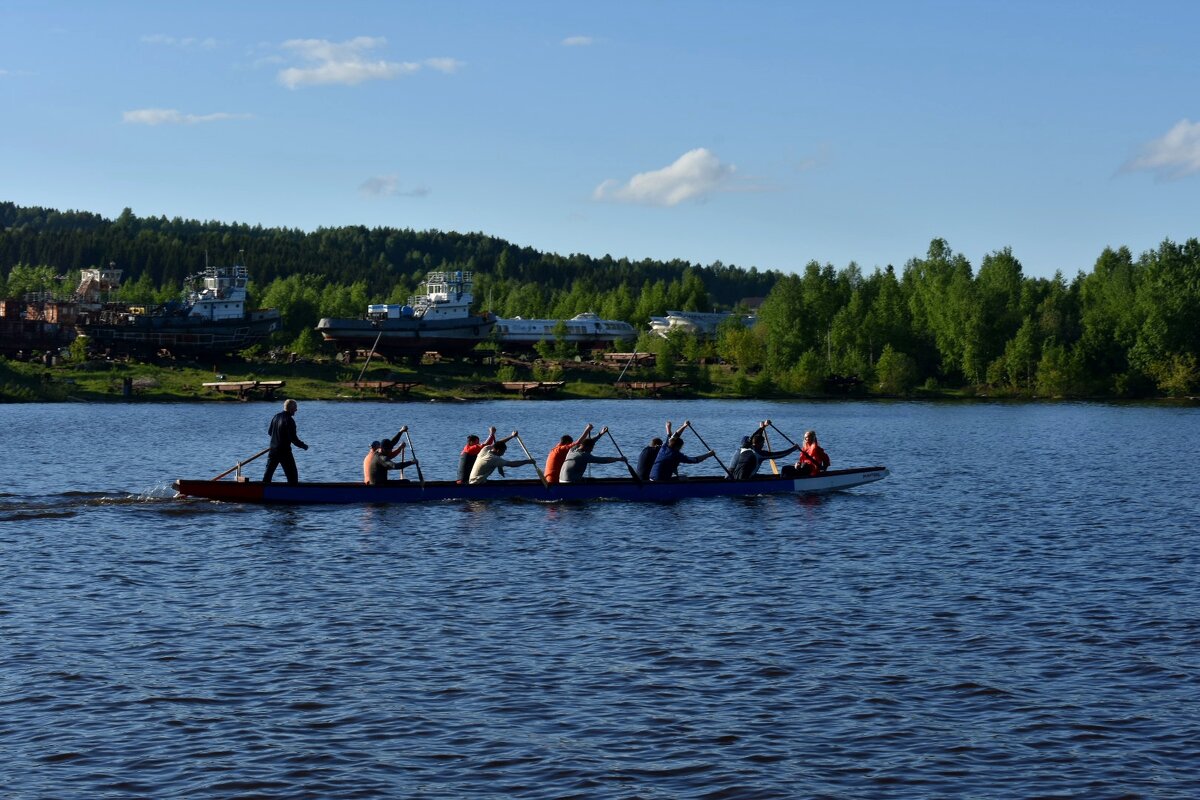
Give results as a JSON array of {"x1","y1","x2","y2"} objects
[{"x1": 2, "y1": 1, "x2": 1198, "y2": 280}]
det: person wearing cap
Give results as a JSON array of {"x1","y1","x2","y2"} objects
[
  {"x1": 363, "y1": 440, "x2": 417, "y2": 486},
  {"x1": 543, "y1": 423, "x2": 593, "y2": 485},
  {"x1": 649, "y1": 420, "x2": 716, "y2": 481},
  {"x1": 263, "y1": 398, "x2": 308, "y2": 484},
  {"x1": 559, "y1": 427, "x2": 626, "y2": 484},
  {"x1": 728, "y1": 420, "x2": 798, "y2": 480},
  {"x1": 469, "y1": 435, "x2": 534, "y2": 484}
]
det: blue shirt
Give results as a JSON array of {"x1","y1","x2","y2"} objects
[{"x1": 649, "y1": 444, "x2": 707, "y2": 481}]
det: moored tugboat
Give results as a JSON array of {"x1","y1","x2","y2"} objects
[
  {"x1": 74, "y1": 261, "x2": 281, "y2": 357},
  {"x1": 315, "y1": 270, "x2": 496, "y2": 360}
]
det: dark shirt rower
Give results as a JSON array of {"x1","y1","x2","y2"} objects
[
  {"x1": 729, "y1": 421, "x2": 798, "y2": 480},
  {"x1": 649, "y1": 421, "x2": 714, "y2": 481},
  {"x1": 263, "y1": 398, "x2": 308, "y2": 484}
]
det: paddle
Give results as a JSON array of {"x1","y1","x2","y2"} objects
[
  {"x1": 760, "y1": 422, "x2": 781, "y2": 476},
  {"x1": 212, "y1": 447, "x2": 269, "y2": 481},
  {"x1": 402, "y1": 428, "x2": 425, "y2": 487},
  {"x1": 513, "y1": 431, "x2": 548, "y2": 489},
  {"x1": 684, "y1": 420, "x2": 731, "y2": 479},
  {"x1": 605, "y1": 429, "x2": 641, "y2": 484},
  {"x1": 768, "y1": 421, "x2": 800, "y2": 449}
]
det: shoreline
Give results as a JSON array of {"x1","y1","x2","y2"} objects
[{"x1": 1, "y1": 356, "x2": 1193, "y2": 405}]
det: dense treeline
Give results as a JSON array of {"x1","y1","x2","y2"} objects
[
  {"x1": 2, "y1": 202, "x2": 1198, "y2": 397},
  {"x1": 711, "y1": 239, "x2": 1198, "y2": 398},
  {"x1": 0, "y1": 201, "x2": 777, "y2": 307}
]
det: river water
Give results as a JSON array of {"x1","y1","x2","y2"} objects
[{"x1": 1, "y1": 399, "x2": 1198, "y2": 798}]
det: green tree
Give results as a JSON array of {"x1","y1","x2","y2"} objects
[
  {"x1": 875, "y1": 344, "x2": 918, "y2": 395},
  {"x1": 778, "y1": 350, "x2": 826, "y2": 394}
]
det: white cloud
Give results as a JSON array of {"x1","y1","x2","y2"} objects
[
  {"x1": 278, "y1": 37, "x2": 422, "y2": 88},
  {"x1": 562, "y1": 36, "x2": 594, "y2": 47},
  {"x1": 1123, "y1": 119, "x2": 1200, "y2": 179},
  {"x1": 122, "y1": 108, "x2": 252, "y2": 125},
  {"x1": 593, "y1": 148, "x2": 737, "y2": 206},
  {"x1": 424, "y1": 57, "x2": 464, "y2": 74},
  {"x1": 359, "y1": 175, "x2": 430, "y2": 198},
  {"x1": 142, "y1": 34, "x2": 219, "y2": 49}
]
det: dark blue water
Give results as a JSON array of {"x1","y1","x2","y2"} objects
[{"x1": 2, "y1": 399, "x2": 1198, "y2": 798}]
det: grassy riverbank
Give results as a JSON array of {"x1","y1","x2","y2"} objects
[
  {"x1": 0, "y1": 354, "x2": 915, "y2": 403},
  {"x1": 9, "y1": 353, "x2": 1173, "y2": 404}
]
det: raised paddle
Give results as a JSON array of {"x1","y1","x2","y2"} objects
[
  {"x1": 513, "y1": 431, "x2": 548, "y2": 489},
  {"x1": 211, "y1": 447, "x2": 269, "y2": 481},
  {"x1": 761, "y1": 424, "x2": 781, "y2": 476},
  {"x1": 402, "y1": 428, "x2": 425, "y2": 487},
  {"x1": 768, "y1": 421, "x2": 800, "y2": 448},
  {"x1": 391, "y1": 425, "x2": 409, "y2": 480},
  {"x1": 605, "y1": 429, "x2": 642, "y2": 484},
  {"x1": 684, "y1": 421, "x2": 732, "y2": 479}
]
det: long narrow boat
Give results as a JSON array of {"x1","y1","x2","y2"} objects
[{"x1": 174, "y1": 466, "x2": 888, "y2": 505}]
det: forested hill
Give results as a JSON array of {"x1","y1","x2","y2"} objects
[
  {"x1": 4, "y1": 202, "x2": 1199, "y2": 398},
  {"x1": 0, "y1": 201, "x2": 780, "y2": 307}
]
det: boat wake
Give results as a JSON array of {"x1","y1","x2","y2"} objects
[{"x1": 0, "y1": 483, "x2": 184, "y2": 523}]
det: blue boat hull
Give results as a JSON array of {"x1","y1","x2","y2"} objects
[{"x1": 175, "y1": 467, "x2": 889, "y2": 505}]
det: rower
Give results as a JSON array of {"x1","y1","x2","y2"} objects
[
  {"x1": 649, "y1": 420, "x2": 715, "y2": 481},
  {"x1": 457, "y1": 426, "x2": 497, "y2": 484},
  {"x1": 363, "y1": 440, "x2": 417, "y2": 486},
  {"x1": 544, "y1": 423, "x2": 593, "y2": 485},
  {"x1": 559, "y1": 427, "x2": 626, "y2": 483},
  {"x1": 728, "y1": 420, "x2": 798, "y2": 480},
  {"x1": 635, "y1": 420, "x2": 673, "y2": 481},
  {"x1": 783, "y1": 430, "x2": 830, "y2": 477},
  {"x1": 468, "y1": 437, "x2": 534, "y2": 484}
]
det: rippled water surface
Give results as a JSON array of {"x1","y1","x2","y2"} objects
[{"x1": 2, "y1": 399, "x2": 1198, "y2": 798}]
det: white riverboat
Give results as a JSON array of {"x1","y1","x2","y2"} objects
[{"x1": 494, "y1": 312, "x2": 636, "y2": 350}]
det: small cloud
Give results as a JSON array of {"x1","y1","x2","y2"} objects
[
  {"x1": 122, "y1": 108, "x2": 252, "y2": 125},
  {"x1": 795, "y1": 144, "x2": 831, "y2": 172},
  {"x1": 594, "y1": 148, "x2": 737, "y2": 206},
  {"x1": 359, "y1": 174, "x2": 430, "y2": 198},
  {"x1": 0, "y1": 68, "x2": 34, "y2": 78},
  {"x1": 141, "y1": 34, "x2": 219, "y2": 49},
  {"x1": 278, "y1": 37, "x2": 422, "y2": 88},
  {"x1": 424, "y1": 57, "x2": 464, "y2": 74},
  {"x1": 1122, "y1": 119, "x2": 1200, "y2": 180},
  {"x1": 562, "y1": 35, "x2": 594, "y2": 47}
]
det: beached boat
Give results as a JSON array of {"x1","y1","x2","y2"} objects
[
  {"x1": 494, "y1": 312, "x2": 637, "y2": 351},
  {"x1": 174, "y1": 467, "x2": 889, "y2": 505},
  {"x1": 315, "y1": 271, "x2": 495, "y2": 359},
  {"x1": 74, "y1": 262, "x2": 281, "y2": 356},
  {"x1": 648, "y1": 310, "x2": 756, "y2": 339}
]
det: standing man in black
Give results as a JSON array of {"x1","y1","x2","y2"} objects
[{"x1": 263, "y1": 398, "x2": 309, "y2": 483}]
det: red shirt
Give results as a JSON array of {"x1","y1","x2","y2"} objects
[
  {"x1": 543, "y1": 439, "x2": 581, "y2": 484},
  {"x1": 799, "y1": 442, "x2": 830, "y2": 472}
]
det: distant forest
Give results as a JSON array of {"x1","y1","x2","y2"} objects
[{"x1": 2, "y1": 201, "x2": 1198, "y2": 397}]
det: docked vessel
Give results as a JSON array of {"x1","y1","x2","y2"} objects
[
  {"x1": 175, "y1": 467, "x2": 889, "y2": 505},
  {"x1": 0, "y1": 298, "x2": 74, "y2": 356},
  {"x1": 315, "y1": 271, "x2": 495, "y2": 359},
  {"x1": 494, "y1": 312, "x2": 637, "y2": 351},
  {"x1": 648, "y1": 310, "x2": 755, "y2": 339},
  {"x1": 74, "y1": 262, "x2": 281, "y2": 357}
]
